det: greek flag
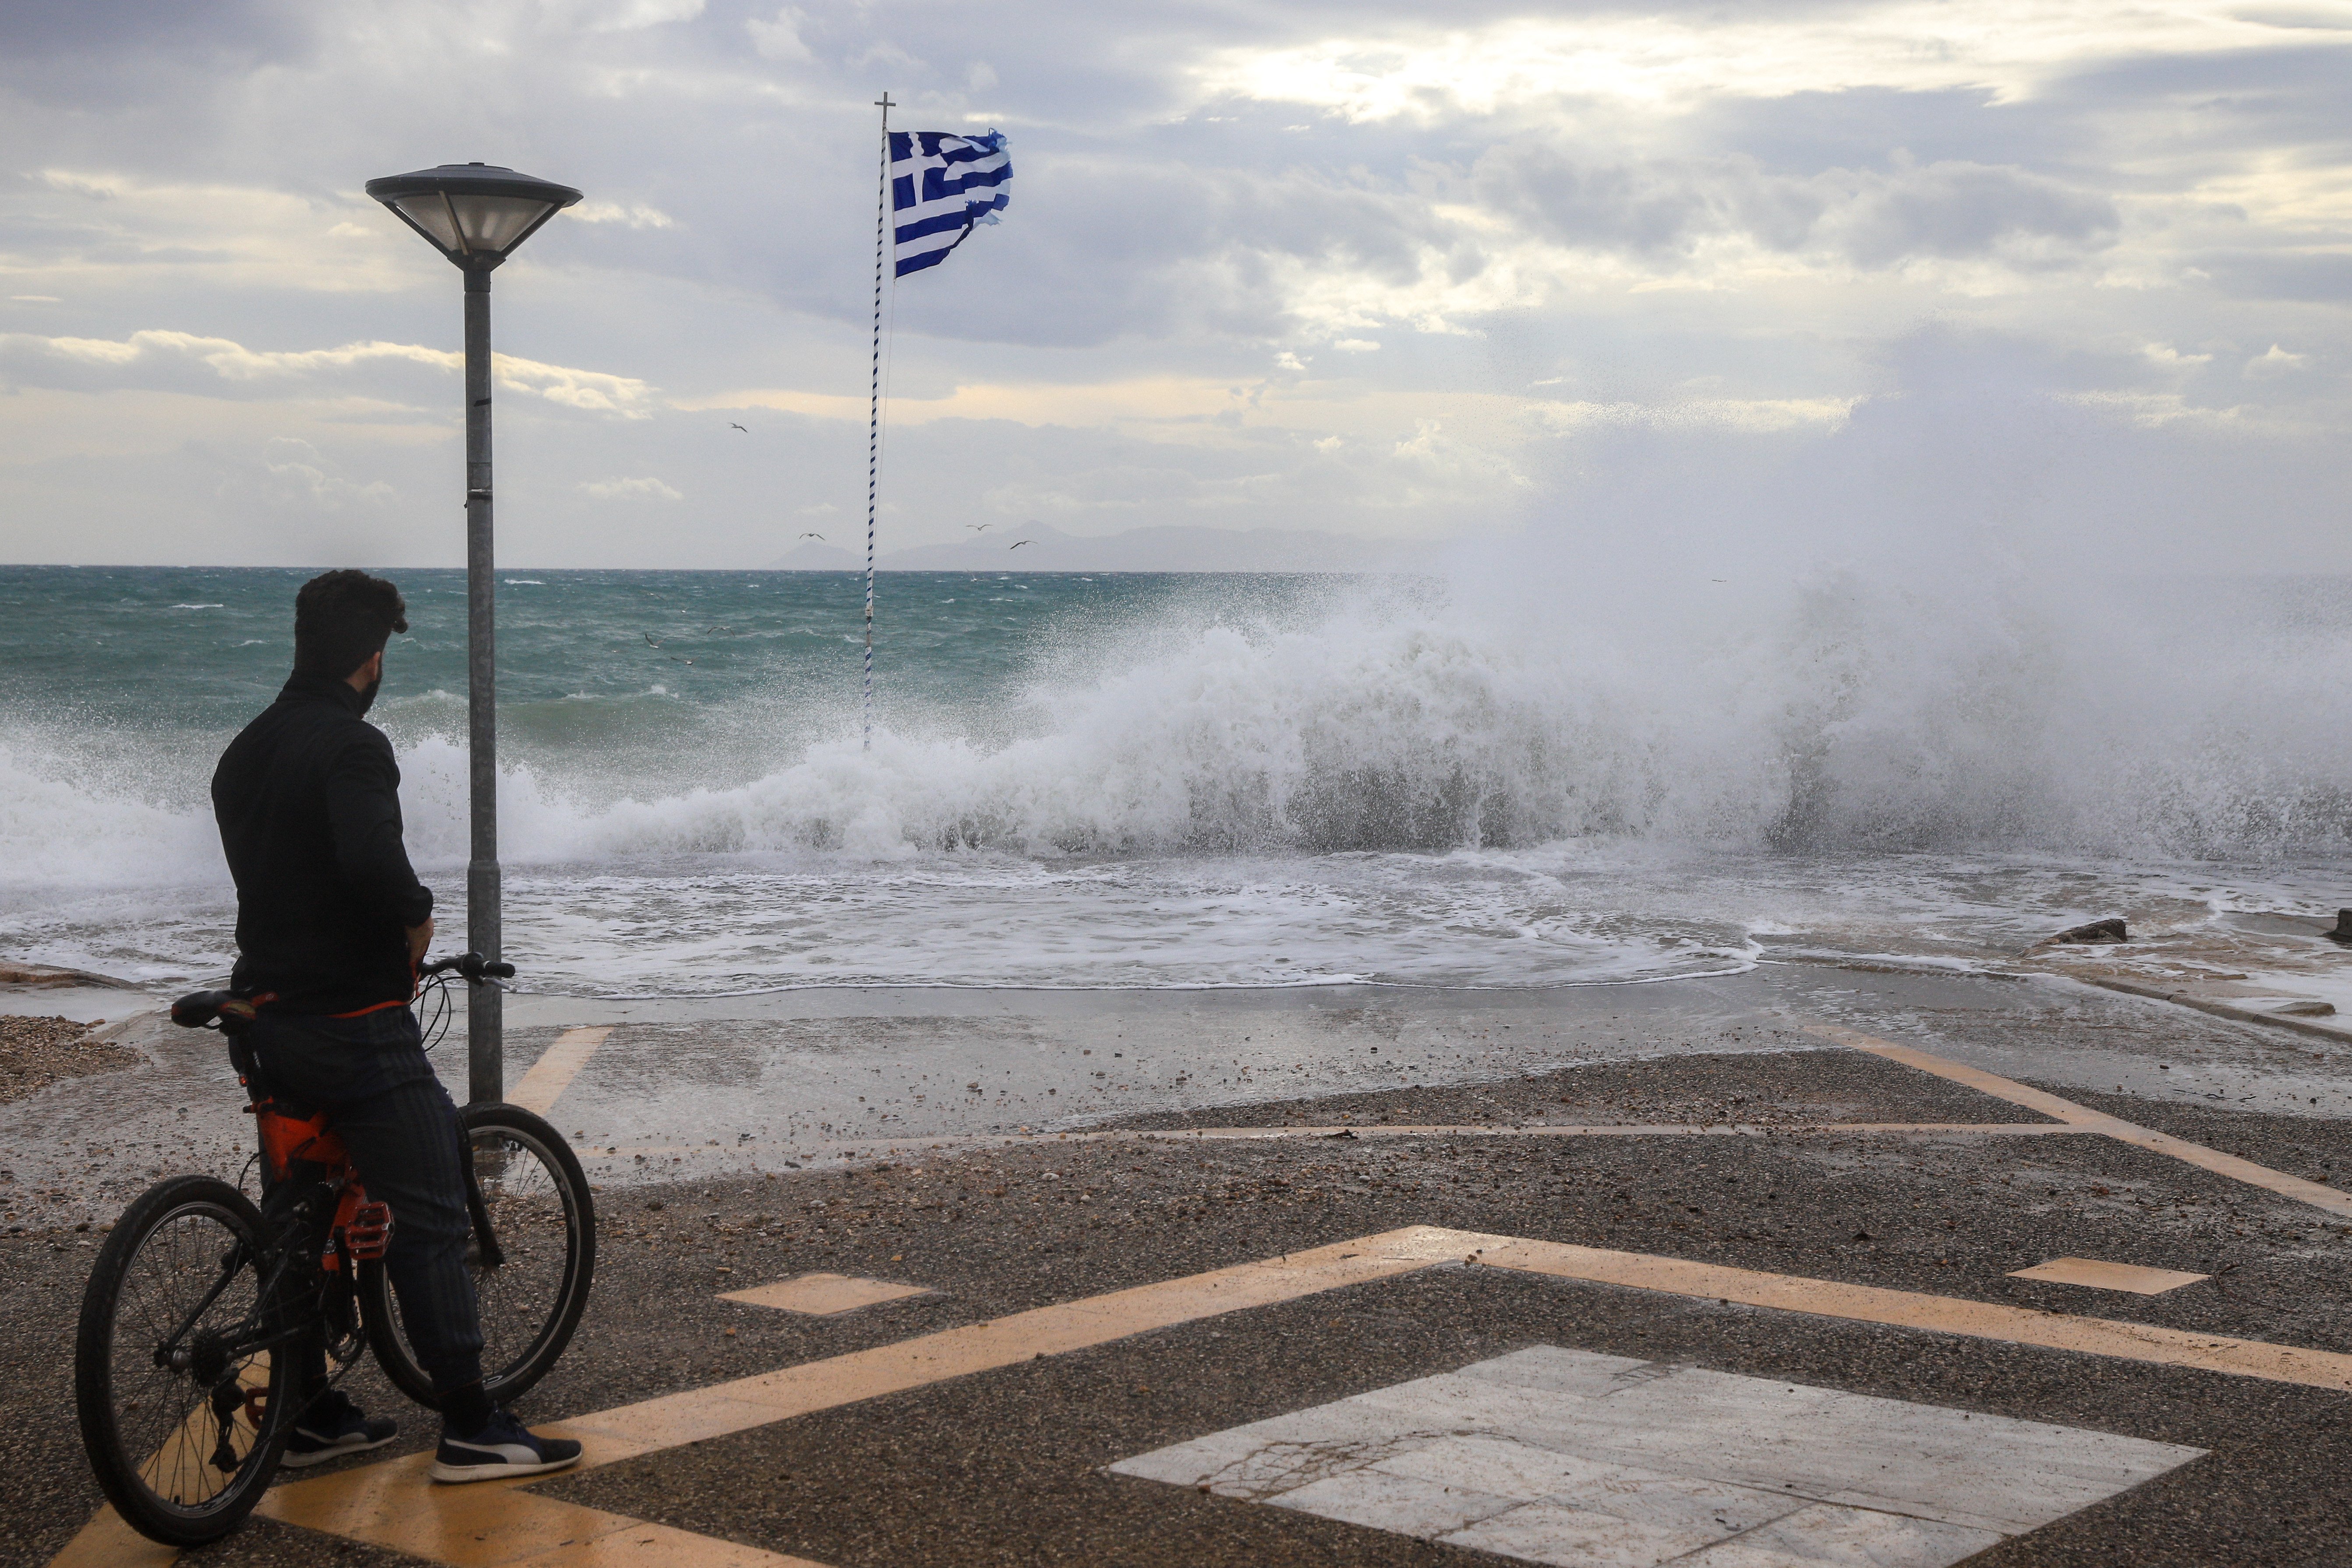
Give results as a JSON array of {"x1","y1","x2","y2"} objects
[{"x1": 890, "y1": 130, "x2": 1012, "y2": 277}]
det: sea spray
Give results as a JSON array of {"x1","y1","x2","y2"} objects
[
  {"x1": 4, "y1": 563, "x2": 2351, "y2": 993},
  {"x1": 7, "y1": 568, "x2": 2352, "y2": 885},
  {"x1": 386, "y1": 575, "x2": 2352, "y2": 864}
]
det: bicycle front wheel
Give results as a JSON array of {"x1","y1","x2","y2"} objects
[
  {"x1": 75, "y1": 1176, "x2": 293, "y2": 1546},
  {"x1": 364, "y1": 1101, "x2": 594, "y2": 1407}
]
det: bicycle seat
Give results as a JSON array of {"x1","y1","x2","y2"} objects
[{"x1": 171, "y1": 991, "x2": 258, "y2": 1030}]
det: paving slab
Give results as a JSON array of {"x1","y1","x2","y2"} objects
[
  {"x1": 2006, "y1": 1258, "x2": 2210, "y2": 1295},
  {"x1": 722, "y1": 1274, "x2": 937, "y2": 1316}
]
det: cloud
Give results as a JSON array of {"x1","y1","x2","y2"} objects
[
  {"x1": 1470, "y1": 141, "x2": 2117, "y2": 269},
  {"x1": 540, "y1": 0, "x2": 706, "y2": 32},
  {"x1": 0, "y1": 0, "x2": 2344, "y2": 568},
  {"x1": 1824, "y1": 158, "x2": 2118, "y2": 265},
  {"x1": 573, "y1": 201, "x2": 676, "y2": 229},
  {"x1": 579, "y1": 475, "x2": 683, "y2": 500},
  {"x1": 0, "y1": 0, "x2": 314, "y2": 79},
  {"x1": 1525, "y1": 396, "x2": 1862, "y2": 435},
  {"x1": 745, "y1": 5, "x2": 813, "y2": 61},
  {"x1": 2232, "y1": 5, "x2": 2352, "y2": 32},
  {"x1": 0, "y1": 329, "x2": 661, "y2": 415},
  {"x1": 38, "y1": 169, "x2": 120, "y2": 200},
  {"x1": 206, "y1": 437, "x2": 399, "y2": 528},
  {"x1": 1195, "y1": 4, "x2": 2338, "y2": 118},
  {"x1": 2244, "y1": 343, "x2": 2310, "y2": 377}
]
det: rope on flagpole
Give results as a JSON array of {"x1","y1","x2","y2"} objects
[{"x1": 865, "y1": 91, "x2": 893, "y2": 751}]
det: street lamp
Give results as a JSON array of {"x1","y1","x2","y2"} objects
[{"x1": 366, "y1": 161, "x2": 581, "y2": 1105}]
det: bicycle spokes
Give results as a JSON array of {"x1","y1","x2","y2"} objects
[
  {"x1": 82, "y1": 1181, "x2": 293, "y2": 1542},
  {"x1": 133, "y1": 1345, "x2": 271, "y2": 1504}
]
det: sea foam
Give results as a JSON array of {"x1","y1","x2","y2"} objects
[{"x1": 5, "y1": 567, "x2": 2352, "y2": 898}]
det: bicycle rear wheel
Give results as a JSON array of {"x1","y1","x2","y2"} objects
[
  {"x1": 75, "y1": 1176, "x2": 294, "y2": 1546},
  {"x1": 364, "y1": 1101, "x2": 594, "y2": 1407}
]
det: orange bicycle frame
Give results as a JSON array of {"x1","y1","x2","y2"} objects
[{"x1": 244, "y1": 1094, "x2": 393, "y2": 1268}]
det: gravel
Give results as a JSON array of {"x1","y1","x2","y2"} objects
[
  {"x1": 0, "y1": 1015, "x2": 138, "y2": 1108},
  {"x1": 1112, "y1": 1044, "x2": 2057, "y2": 1130}
]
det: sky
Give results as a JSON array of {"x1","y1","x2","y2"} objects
[{"x1": 0, "y1": 0, "x2": 2346, "y2": 570}]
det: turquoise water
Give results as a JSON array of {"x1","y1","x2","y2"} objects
[
  {"x1": 2, "y1": 564, "x2": 2348, "y2": 997},
  {"x1": 0, "y1": 566, "x2": 1326, "y2": 793}
]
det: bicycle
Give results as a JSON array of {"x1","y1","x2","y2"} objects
[{"x1": 73, "y1": 954, "x2": 597, "y2": 1547}]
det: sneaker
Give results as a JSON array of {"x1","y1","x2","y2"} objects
[
  {"x1": 281, "y1": 1398, "x2": 398, "y2": 1468},
  {"x1": 429, "y1": 1409, "x2": 583, "y2": 1484}
]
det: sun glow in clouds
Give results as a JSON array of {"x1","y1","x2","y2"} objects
[{"x1": 1199, "y1": 1, "x2": 2352, "y2": 117}]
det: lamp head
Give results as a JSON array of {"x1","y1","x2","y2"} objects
[{"x1": 364, "y1": 161, "x2": 583, "y2": 272}]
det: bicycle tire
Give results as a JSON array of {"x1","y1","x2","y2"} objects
[
  {"x1": 363, "y1": 1101, "x2": 594, "y2": 1408},
  {"x1": 75, "y1": 1176, "x2": 294, "y2": 1546}
]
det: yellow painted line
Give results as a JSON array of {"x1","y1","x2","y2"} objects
[
  {"x1": 46, "y1": 1508, "x2": 177, "y2": 1568},
  {"x1": 1467, "y1": 1230, "x2": 2352, "y2": 1392},
  {"x1": 1090, "y1": 1122, "x2": 2083, "y2": 1140},
  {"x1": 584, "y1": 1121, "x2": 2089, "y2": 1163},
  {"x1": 169, "y1": 1228, "x2": 1468, "y2": 1568},
  {"x1": 53, "y1": 1354, "x2": 270, "y2": 1566},
  {"x1": 509, "y1": 1027, "x2": 613, "y2": 1118},
  {"x1": 261, "y1": 1455, "x2": 827, "y2": 1568},
  {"x1": 562, "y1": 1227, "x2": 1470, "y2": 1457},
  {"x1": 1801, "y1": 1020, "x2": 2352, "y2": 1221},
  {"x1": 2095, "y1": 1118, "x2": 2352, "y2": 1220},
  {"x1": 1800, "y1": 1023, "x2": 2104, "y2": 1125}
]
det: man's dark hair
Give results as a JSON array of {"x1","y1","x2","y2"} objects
[{"x1": 294, "y1": 569, "x2": 408, "y2": 680}]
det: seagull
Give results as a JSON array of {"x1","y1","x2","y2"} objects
[
  {"x1": 729, "y1": 423, "x2": 747, "y2": 432},
  {"x1": 1008, "y1": 539, "x2": 1033, "y2": 550},
  {"x1": 966, "y1": 522, "x2": 991, "y2": 532},
  {"x1": 643, "y1": 632, "x2": 661, "y2": 648},
  {"x1": 671, "y1": 655, "x2": 694, "y2": 665},
  {"x1": 800, "y1": 531, "x2": 826, "y2": 540}
]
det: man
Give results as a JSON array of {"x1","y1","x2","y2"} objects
[{"x1": 212, "y1": 568, "x2": 580, "y2": 1483}]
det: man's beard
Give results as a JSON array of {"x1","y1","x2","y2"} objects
[{"x1": 355, "y1": 678, "x2": 381, "y2": 715}]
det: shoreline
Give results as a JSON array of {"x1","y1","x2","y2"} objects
[{"x1": 7, "y1": 958, "x2": 2352, "y2": 1232}]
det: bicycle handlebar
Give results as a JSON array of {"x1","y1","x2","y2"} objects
[{"x1": 420, "y1": 952, "x2": 516, "y2": 984}]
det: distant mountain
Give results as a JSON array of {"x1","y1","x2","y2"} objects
[{"x1": 764, "y1": 523, "x2": 1434, "y2": 573}]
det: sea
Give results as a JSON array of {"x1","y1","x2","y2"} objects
[{"x1": 3, "y1": 563, "x2": 2350, "y2": 1002}]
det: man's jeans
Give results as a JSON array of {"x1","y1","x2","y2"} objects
[{"x1": 246, "y1": 1005, "x2": 486, "y2": 1400}]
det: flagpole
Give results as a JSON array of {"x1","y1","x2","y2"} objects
[{"x1": 864, "y1": 92, "x2": 893, "y2": 752}]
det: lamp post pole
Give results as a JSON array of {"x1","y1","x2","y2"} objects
[
  {"x1": 463, "y1": 265, "x2": 501, "y2": 1105},
  {"x1": 366, "y1": 160, "x2": 580, "y2": 1104}
]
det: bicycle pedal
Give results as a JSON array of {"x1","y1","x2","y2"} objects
[{"x1": 343, "y1": 1201, "x2": 394, "y2": 1260}]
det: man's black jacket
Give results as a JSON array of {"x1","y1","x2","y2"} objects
[{"x1": 212, "y1": 670, "x2": 433, "y2": 1014}]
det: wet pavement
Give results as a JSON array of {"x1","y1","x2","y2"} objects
[
  {"x1": 6, "y1": 959, "x2": 2348, "y2": 1228},
  {"x1": 13, "y1": 966, "x2": 2352, "y2": 1565}
]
